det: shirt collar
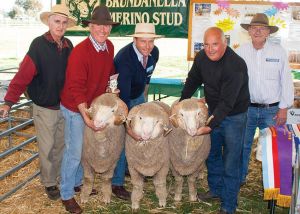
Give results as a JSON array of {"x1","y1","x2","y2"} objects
[
  {"x1": 132, "y1": 42, "x2": 143, "y2": 63},
  {"x1": 44, "y1": 31, "x2": 70, "y2": 50},
  {"x1": 89, "y1": 35, "x2": 108, "y2": 52},
  {"x1": 132, "y1": 42, "x2": 151, "y2": 62},
  {"x1": 251, "y1": 39, "x2": 270, "y2": 51}
]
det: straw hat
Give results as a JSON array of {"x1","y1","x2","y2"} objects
[
  {"x1": 40, "y1": 4, "x2": 76, "y2": 28},
  {"x1": 82, "y1": 5, "x2": 119, "y2": 27},
  {"x1": 127, "y1": 23, "x2": 163, "y2": 38},
  {"x1": 240, "y1": 13, "x2": 278, "y2": 34}
]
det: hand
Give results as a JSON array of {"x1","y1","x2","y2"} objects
[
  {"x1": 106, "y1": 86, "x2": 120, "y2": 95},
  {"x1": 198, "y1": 97, "x2": 206, "y2": 104},
  {"x1": 273, "y1": 108, "x2": 287, "y2": 126},
  {"x1": 126, "y1": 126, "x2": 142, "y2": 141},
  {"x1": 0, "y1": 105, "x2": 11, "y2": 118},
  {"x1": 196, "y1": 126, "x2": 211, "y2": 135}
]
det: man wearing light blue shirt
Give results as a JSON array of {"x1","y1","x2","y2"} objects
[{"x1": 237, "y1": 13, "x2": 294, "y2": 185}]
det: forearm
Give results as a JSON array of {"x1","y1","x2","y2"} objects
[
  {"x1": 144, "y1": 84, "x2": 149, "y2": 102},
  {"x1": 77, "y1": 102, "x2": 91, "y2": 127},
  {"x1": 180, "y1": 62, "x2": 202, "y2": 101}
]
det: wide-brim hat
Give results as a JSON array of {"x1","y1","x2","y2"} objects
[
  {"x1": 82, "y1": 5, "x2": 119, "y2": 27},
  {"x1": 40, "y1": 4, "x2": 76, "y2": 28},
  {"x1": 240, "y1": 13, "x2": 278, "y2": 34},
  {"x1": 127, "y1": 23, "x2": 163, "y2": 38}
]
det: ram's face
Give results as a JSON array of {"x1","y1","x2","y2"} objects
[
  {"x1": 132, "y1": 111, "x2": 165, "y2": 141},
  {"x1": 176, "y1": 101, "x2": 208, "y2": 137},
  {"x1": 93, "y1": 103, "x2": 118, "y2": 129}
]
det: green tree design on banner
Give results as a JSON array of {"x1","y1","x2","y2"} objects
[{"x1": 65, "y1": 0, "x2": 98, "y2": 27}]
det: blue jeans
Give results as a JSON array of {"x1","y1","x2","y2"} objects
[
  {"x1": 206, "y1": 112, "x2": 247, "y2": 213},
  {"x1": 112, "y1": 93, "x2": 145, "y2": 186},
  {"x1": 60, "y1": 104, "x2": 84, "y2": 200},
  {"x1": 240, "y1": 106, "x2": 278, "y2": 183}
]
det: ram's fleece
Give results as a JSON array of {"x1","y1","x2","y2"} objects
[
  {"x1": 80, "y1": 93, "x2": 128, "y2": 204},
  {"x1": 169, "y1": 99, "x2": 211, "y2": 201},
  {"x1": 125, "y1": 101, "x2": 171, "y2": 210}
]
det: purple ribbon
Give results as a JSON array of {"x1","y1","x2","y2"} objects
[{"x1": 276, "y1": 125, "x2": 293, "y2": 196}]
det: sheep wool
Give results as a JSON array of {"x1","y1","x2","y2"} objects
[
  {"x1": 125, "y1": 101, "x2": 171, "y2": 210},
  {"x1": 80, "y1": 93, "x2": 128, "y2": 204},
  {"x1": 169, "y1": 98, "x2": 211, "y2": 202}
]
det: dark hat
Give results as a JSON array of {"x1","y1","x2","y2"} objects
[
  {"x1": 82, "y1": 5, "x2": 119, "y2": 27},
  {"x1": 240, "y1": 13, "x2": 279, "y2": 34}
]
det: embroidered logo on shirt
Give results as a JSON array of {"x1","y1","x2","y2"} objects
[
  {"x1": 147, "y1": 65, "x2": 154, "y2": 73},
  {"x1": 266, "y1": 58, "x2": 279, "y2": 62}
]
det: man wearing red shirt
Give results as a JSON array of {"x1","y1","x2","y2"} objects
[
  {"x1": 59, "y1": 5, "x2": 119, "y2": 214},
  {"x1": 0, "y1": 4, "x2": 75, "y2": 201}
]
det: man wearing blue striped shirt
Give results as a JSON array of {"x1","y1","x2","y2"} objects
[{"x1": 237, "y1": 13, "x2": 294, "y2": 185}]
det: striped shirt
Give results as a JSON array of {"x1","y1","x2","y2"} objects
[{"x1": 236, "y1": 40, "x2": 294, "y2": 109}]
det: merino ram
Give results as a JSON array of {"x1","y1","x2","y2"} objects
[
  {"x1": 169, "y1": 98, "x2": 211, "y2": 201},
  {"x1": 80, "y1": 93, "x2": 128, "y2": 204},
  {"x1": 125, "y1": 101, "x2": 171, "y2": 210}
]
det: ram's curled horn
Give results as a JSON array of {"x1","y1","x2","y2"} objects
[
  {"x1": 125, "y1": 104, "x2": 141, "y2": 129},
  {"x1": 85, "y1": 106, "x2": 93, "y2": 119},
  {"x1": 205, "y1": 115, "x2": 214, "y2": 126},
  {"x1": 114, "y1": 98, "x2": 129, "y2": 125},
  {"x1": 163, "y1": 125, "x2": 172, "y2": 137},
  {"x1": 170, "y1": 101, "x2": 180, "y2": 128}
]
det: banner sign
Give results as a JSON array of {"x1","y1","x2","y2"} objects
[{"x1": 57, "y1": 0, "x2": 189, "y2": 38}]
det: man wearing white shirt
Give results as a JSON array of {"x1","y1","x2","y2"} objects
[{"x1": 237, "y1": 13, "x2": 294, "y2": 185}]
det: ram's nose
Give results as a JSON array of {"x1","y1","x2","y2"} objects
[
  {"x1": 141, "y1": 133, "x2": 151, "y2": 141},
  {"x1": 94, "y1": 120, "x2": 106, "y2": 129},
  {"x1": 187, "y1": 128, "x2": 197, "y2": 137}
]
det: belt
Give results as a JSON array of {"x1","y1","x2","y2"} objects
[{"x1": 250, "y1": 102, "x2": 279, "y2": 108}]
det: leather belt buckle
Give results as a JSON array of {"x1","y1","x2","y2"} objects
[
  {"x1": 250, "y1": 102, "x2": 279, "y2": 108},
  {"x1": 261, "y1": 104, "x2": 270, "y2": 108}
]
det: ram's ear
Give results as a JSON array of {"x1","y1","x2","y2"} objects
[
  {"x1": 125, "y1": 117, "x2": 132, "y2": 129},
  {"x1": 114, "y1": 99, "x2": 128, "y2": 125},
  {"x1": 196, "y1": 100, "x2": 208, "y2": 118},
  {"x1": 116, "y1": 99, "x2": 128, "y2": 117},
  {"x1": 114, "y1": 115, "x2": 127, "y2": 125},
  {"x1": 169, "y1": 114, "x2": 178, "y2": 128},
  {"x1": 170, "y1": 101, "x2": 180, "y2": 128},
  {"x1": 205, "y1": 115, "x2": 214, "y2": 126}
]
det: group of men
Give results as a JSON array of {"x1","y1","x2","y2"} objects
[{"x1": 0, "y1": 3, "x2": 294, "y2": 214}]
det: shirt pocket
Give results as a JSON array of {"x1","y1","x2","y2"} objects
[{"x1": 264, "y1": 60, "x2": 280, "y2": 80}]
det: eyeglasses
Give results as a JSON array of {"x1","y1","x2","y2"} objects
[{"x1": 249, "y1": 26, "x2": 269, "y2": 32}]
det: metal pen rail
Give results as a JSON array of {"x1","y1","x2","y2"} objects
[{"x1": 0, "y1": 67, "x2": 39, "y2": 202}]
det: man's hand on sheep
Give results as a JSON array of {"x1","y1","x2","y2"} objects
[
  {"x1": 197, "y1": 97, "x2": 206, "y2": 104},
  {"x1": 196, "y1": 126, "x2": 211, "y2": 135},
  {"x1": 273, "y1": 108, "x2": 287, "y2": 126},
  {"x1": 106, "y1": 86, "x2": 120, "y2": 94},
  {"x1": 78, "y1": 102, "x2": 107, "y2": 131}
]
